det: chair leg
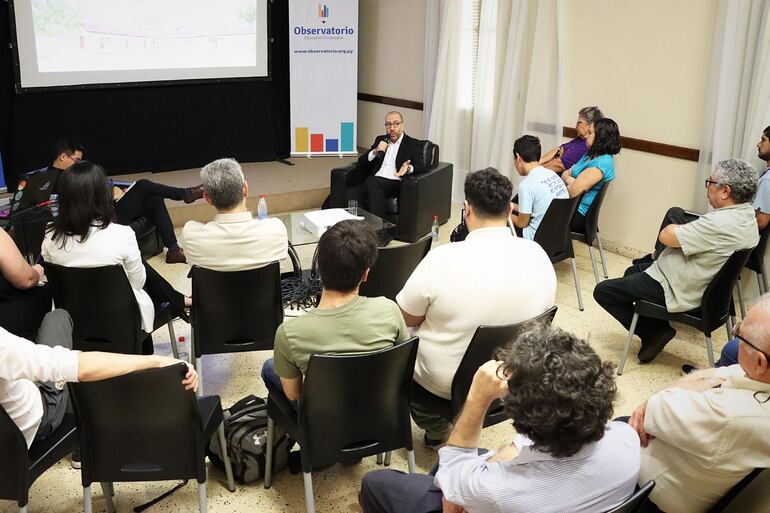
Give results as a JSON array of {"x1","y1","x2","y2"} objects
[
  {"x1": 760, "y1": 268, "x2": 768, "y2": 294},
  {"x1": 218, "y1": 423, "x2": 236, "y2": 492},
  {"x1": 705, "y1": 336, "x2": 715, "y2": 367},
  {"x1": 196, "y1": 356, "x2": 203, "y2": 397},
  {"x1": 407, "y1": 450, "x2": 416, "y2": 474},
  {"x1": 168, "y1": 322, "x2": 179, "y2": 359},
  {"x1": 100, "y1": 483, "x2": 116, "y2": 513},
  {"x1": 384, "y1": 451, "x2": 391, "y2": 466},
  {"x1": 264, "y1": 417, "x2": 274, "y2": 489},
  {"x1": 376, "y1": 453, "x2": 383, "y2": 465},
  {"x1": 618, "y1": 312, "x2": 639, "y2": 376},
  {"x1": 198, "y1": 482, "x2": 207, "y2": 513},
  {"x1": 83, "y1": 486, "x2": 93, "y2": 513},
  {"x1": 570, "y1": 258, "x2": 584, "y2": 311},
  {"x1": 736, "y1": 278, "x2": 746, "y2": 319},
  {"x1": 597, "y1": 235, "x2": 609, "y2": 278},
  {"x1": 19, "y1": 506, "x2": 28, "y2": 513},
  {"x1": 303, "y1": 472, "x2": 316, "y2": 513},
  {"x1": 587, "y1": 245, "x2": 601, "y2": 284}
]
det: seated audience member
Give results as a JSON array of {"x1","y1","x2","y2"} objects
[
  {"x1": 540, "y1": 105, "x2": 604, "y2": 172},
  {"x1": 594, "y1": 159, "x2": 760, "y2": 363},
  {"x1": 342, "y1": 111, "x2": 428, "y2": 218},
  {"x1": 510, "y1": 135, "x2": 569, "y2": 239},
  {"x1": 360, "y1": 325, "x2": 640, "y2": 513},
  {"x1": 0, "y1": 309, "x2": 197, "y2": 448},
  {"x1": 41, "y1": 161, "x2": 190, "y2": 338},
  {"x1": 181, "y1": 158, "x2": 288, "y2": 271},
  {"x1": 636, "y1": 125, "x2": 770, "y2": 264},
  {"x1": 562, "y1": 117, "x2": 621, "y2": 232},
  {"x1": 397, "y1": 168, "x2": 556, "y2": 447},
  {"x1": 629, "y1": 296, "x2": 770, "y2": 513},
  {"x1": 0, "y1": 229, "x2": 51, "y2": 340},
  {"x1": 261, "y1": 220, "x2": 409, "y2": 403},
  {"x1": 29, "y1": 138, "x2": 204, "y2": 264}
]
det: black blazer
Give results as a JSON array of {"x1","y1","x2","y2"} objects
[{"x1": 357, "y1": 133, "x2": 427, "y2": 176}]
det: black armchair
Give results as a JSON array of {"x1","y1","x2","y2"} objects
[{"x1": 330, "y1": 140, "x2": 453, "y2": 242}]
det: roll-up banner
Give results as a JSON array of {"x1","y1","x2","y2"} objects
[{"x1": 289, "y1": 0, "x2": 358, "y2": 157}]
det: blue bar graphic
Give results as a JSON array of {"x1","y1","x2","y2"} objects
[
  {"x1": 341, "y1": 122, "x2": 354, "y2": 152},
  {"x1": 326, "y1": 139, "x2": 339, "y2": 152}
]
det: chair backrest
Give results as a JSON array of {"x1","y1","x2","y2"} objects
[
  {"x1": 606, "y1": 480, "x2": 655, "y2": 513},
  {"x1": 43, "y1": 262, "x2": 144, "y2": 354},
  {"x1": 534, "y1": 195, "x2": 583, "y2": 264},
  {"x1": 0, "y1": 406, "x2": 30, "y2": 505},
  {"x1": 701, "y1": 249, "x2": 753, "y2": 332},
  {"x1": 450, "y1": 306, "x2": 558, "y2": 425},
  {"x1": 69, "y1": 364, "x2": 205, "y2": 486},
  {"x1": 191, "y1": 262, "x2": 283, "y2": 357},
  {"x1": 581, "y1": 182, "x2": 610, "y2": 242},
  {"x1": 706, "y1": 468, "x2": 765, "y2": 513},
  {"x1": 746, "y1": 224, "x2": 770, "y2": 274},
  {"x1": 359, "y1": 235, "x2": 432, "y2": 301},
  {"x1": 297, "y1": 337, "x2": 419, "y2": 470},
  {"x1": 413, "y1": 140, "x2": 440, "y2": 170}
]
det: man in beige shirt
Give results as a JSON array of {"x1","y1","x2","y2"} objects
[
  {"x1": 594, "y1": 159, "x2": 760, "y2": 363},
  {"x1": 181, "y1": 158, "x2": 288, "y2": 272},
  {"x1": 628, "y1": 296, "x2": 770, "y2": 513}
]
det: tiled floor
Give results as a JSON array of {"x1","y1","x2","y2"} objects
[{"x1": 4, "y1": 206, "x2": 740, "y2": 513}]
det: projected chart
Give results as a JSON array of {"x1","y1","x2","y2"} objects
[{"x1": 295, "y1": 122, "x2": 355, "y2": 154}]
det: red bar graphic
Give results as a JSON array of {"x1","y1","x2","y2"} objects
[{"x1": 310, "y1": 134, "x2": 324, "y2": 152}]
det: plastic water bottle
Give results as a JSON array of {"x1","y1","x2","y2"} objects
[
  {"x1": 50, "y1": 194, "x2": 59, "y2": 217},
  {"x1": 431, "y1": 215, "x2": 440, "y2": 244},
  {"x1": 177, "y1": 336, "x2": 189, "y2": 363},
  {"x1": 257, "y1": 194, "x2": 268, "y2": 220}
]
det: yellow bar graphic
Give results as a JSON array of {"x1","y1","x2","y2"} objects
[{"x1": 295, "y1": 127, "x2": 309, "y2": 153}]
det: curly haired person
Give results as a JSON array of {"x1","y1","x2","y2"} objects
[{"x1": 359, "y1": 325, "x2": 640, "y2": 513}]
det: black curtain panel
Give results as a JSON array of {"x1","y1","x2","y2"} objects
[{"x1": 0, "y1": 1, "x2": 290, "y2": 190}]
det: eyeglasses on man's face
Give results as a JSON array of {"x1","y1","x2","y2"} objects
[
  {"x1": 704, "y1": 179, "x2": 722, "y2": 188},
  {"x1": 384, "y1": 121, "x2": 402, "y2": 129},
  {"x1": 733, "y1": 322, "x2": 770, "y2": 360}
]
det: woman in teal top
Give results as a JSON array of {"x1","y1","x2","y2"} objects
[{"x1": 562, "y1": 117, "x2": 621, "y2": 233}]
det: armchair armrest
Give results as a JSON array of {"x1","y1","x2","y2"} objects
[
  {"x1": 329, "y1": 163, "x2": 358, "y2": 208},
  {"x1": 397, "y1": 162, "x2": 453, "y2": 242}
]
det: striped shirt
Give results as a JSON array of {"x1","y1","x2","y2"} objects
[{"x1": 434, "y1": 422, "x2": 640, "y2": 513}]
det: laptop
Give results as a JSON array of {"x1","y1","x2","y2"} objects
[{"x1": 0, "y1": 168, "x2": 60, "y2": 220}]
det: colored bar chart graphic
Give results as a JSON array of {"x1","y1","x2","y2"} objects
[{"x1": 294, "y1": 122, "x2": 355, "y2": 155}]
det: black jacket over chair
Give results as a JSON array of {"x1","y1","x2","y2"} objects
[
  {"x1": 359, "y1": 235, "x2": 432, "y2": 301},
  {"x1": 0, "y1": 407, "x2": 78, "y2": 512},
  {"x1": 43, "y1": 263, "x2": 178, "y2": 355},
  {"x1": 69, "y1": 364, "x2": 234, "y2": 513},
  {"x1": 264, "y1": 337, "x2": 419, "y2": 513},
  {"x1": 330, "y1": 138, "x2": 453, "y2": 242}
]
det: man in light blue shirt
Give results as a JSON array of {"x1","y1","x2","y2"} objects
[{"x1": 510, "y1": 135, "x2": 569, "y2": 240}]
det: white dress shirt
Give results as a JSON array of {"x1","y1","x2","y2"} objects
[
  {"x1": 0, "y1": 327, "x2": 79, "y2": 447},
  {"x1": 182, "y1": 211, "x2": 288, "y2": 272},
  {"x1": 369, "y1": 133, "x2": 408, "y2": 180},
  {"x1": 41, "y1": 223, "x2": 155, "y2": 332}
]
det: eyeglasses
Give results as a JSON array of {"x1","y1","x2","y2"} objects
[
  {"x1": 384, "y1": 121, "x2": 402, "y2": 128},
  {"x1": 704, "y1": 179, "x2": 722, "y2": 188},
  {"x1": 733, "y1": 322, "x2": 770, "y2": 360},
  {"x1": 67, "y1": 154, "x2": 82, "y2": 162}
]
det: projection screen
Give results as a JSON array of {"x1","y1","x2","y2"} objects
[{"x1": 10, "y1": 0, "x2": 269, "y2": 90}]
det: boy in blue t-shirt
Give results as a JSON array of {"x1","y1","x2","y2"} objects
[{"x1": 510, "y1": 135, "x2": 569, "y2": 240}]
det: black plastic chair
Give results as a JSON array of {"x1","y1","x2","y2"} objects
[
  {"x1": 190, "y1": 262, "x2": 283, "y2": 394},
  {"x1": 534, "y1": 194, "x2": 585, "y2": 310},
  {"x1": 43, "y1": 263, "x2": 179, "y2": 356},
  {"x1": 69, "y1": 363, "x2": 235, "y2": 513},
  {"x1": 359, "y1": 235, "x2": 432, "y2": 301},
  {"x1": 706, "y1": 468, "x2": 765, "y2": 513},
  {"x1": 735, "y1": 224, "x2": 770, "y2": 317},
  {"x1": 618, "y1": 249, "x2": 753, "y2": 374},
  {"x1": 263, "y1": 337, "x2": 419, "y2": 513},
  {"x1": 607, "y1": 480, "x2": 655, "y2": 513},
  {"x1": 0, "y1": 407, "x2": 78, "y2": 513},
  {"x1": 571, "y1": 182, "x2": 611, "y2": 283}
]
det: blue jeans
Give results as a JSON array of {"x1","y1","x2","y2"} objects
[
  {"x1": 260, "y1": 358, "x2": 297, "y2": 408},
  {"x1": 716, "y1": 339, "x2": 739, "y2": 367}
]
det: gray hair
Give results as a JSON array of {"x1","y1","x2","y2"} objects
[
  {"x1": 742, "y1": 294, "x2": 770, "y2": 353},
  {"x1": 712, "y1": 159, "x2": 758, "y2": 204},
  {"x1": 200, "y1": 158, "x2": 245, "y2": 210},
  {"x1": 578, "y1": 106, "x2": 604, "y2": 125}
]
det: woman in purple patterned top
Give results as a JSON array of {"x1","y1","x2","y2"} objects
[{"x1": 540, "y1": 106, "x2": 604, "y2": 173}]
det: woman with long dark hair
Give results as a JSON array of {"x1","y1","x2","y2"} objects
[
  {"x1": 562, "y1": 117, "x2": 621, "y2": 232},
  {"x1": 41, "y1": 161, "x2": 188, "y2": 335}
]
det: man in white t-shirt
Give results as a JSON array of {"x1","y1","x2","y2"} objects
[
  {"x1": 510, "y1": 135, "x2": 569, "y2": 240},
  {"x1": 397, "y1": 167, "x2": 557, "y2": 446},
  {"x1": 182, "y1": 158, "x2": 288, "y2": 272}
]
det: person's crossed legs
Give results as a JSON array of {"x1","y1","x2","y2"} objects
[{"x1": 34, "y1": 309, "x2": 74, "y2": 441}]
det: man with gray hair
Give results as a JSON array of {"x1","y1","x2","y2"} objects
[
  {"x1": 594, "y1": 158, "x2": 760, "y2": 363},
  {"x1": 181, "y1": 158, "x2": 288, "y2": 271},
  {"x1": 629, "y1": 295, "x2": 770, "y2": 512}
]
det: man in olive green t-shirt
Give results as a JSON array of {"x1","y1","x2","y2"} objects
[{"x1": 260, "y1": 220, "x2": 410, "y2": 403}]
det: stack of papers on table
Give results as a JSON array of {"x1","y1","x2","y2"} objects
[{"x1": 302, "y1": 209, "x2": 364, "y2": 237}]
